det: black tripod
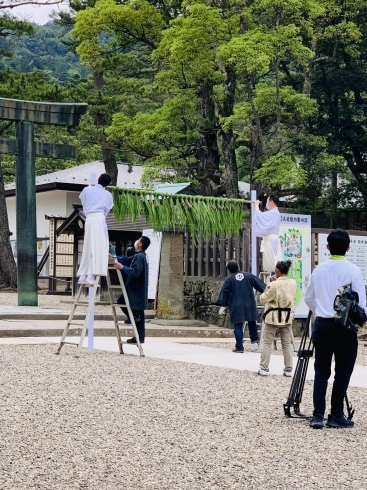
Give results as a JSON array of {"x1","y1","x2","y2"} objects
[{"x1": 283, "y1": 311, "x2": 354, "y2": 420}]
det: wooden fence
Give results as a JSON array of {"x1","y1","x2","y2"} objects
[
  {"x1": 184, "y1": 229, "x2": 251, "y2": 278},
  {"x1": 184, "y1": 228, "x2": 367, "y2": 279}
]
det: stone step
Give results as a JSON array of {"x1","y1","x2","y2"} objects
[{"x1": 0, "y1": 322, "x2": 234, "y2": 339}]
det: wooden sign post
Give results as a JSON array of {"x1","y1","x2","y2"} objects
[{"x1": 0, "y1": 98, "x2": 88, "y2": 306}]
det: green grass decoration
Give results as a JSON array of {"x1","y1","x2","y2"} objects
[{"x1": 110, "y1": 187, "x2": 248, "y2": 241}]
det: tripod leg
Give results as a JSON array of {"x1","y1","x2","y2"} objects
[{"x1": 345, "y1": 394, "x2": 355, "y2": 420}]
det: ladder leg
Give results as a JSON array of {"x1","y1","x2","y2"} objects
[
  {"x1": 116, "y1": 269, "x2": 145, "y2": 357},
  {"x1": 107, "y1": 269, "x2": 123, "y2": 354},
  {"x1": 56, "y1": 284, "x2": 85, "y2": 354},
  {"x1": 76, "y1": 277, "x2": 99, "y2": 355}
]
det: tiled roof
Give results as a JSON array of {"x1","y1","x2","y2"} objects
[{"x1": 5, "y1": 161, "x2": 144, "y2": 191}]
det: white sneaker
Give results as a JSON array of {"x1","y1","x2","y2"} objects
[
  {"x1": 78, "y1": 275, "x2": 87, "y2": 284},
  {"x1": 85, "y1": 275, "x2": 96, "y2": 285},
  {"x1": 251, "y1": 342, "x2": 259, "y2": 351},
  {"x1": 258, "y1": 368, "x2": 270, "y2": 376},
  {"x1": 283, "y1": 369, "x2": 292, "y2": 377}
]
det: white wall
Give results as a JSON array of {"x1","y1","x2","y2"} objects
[
  {"x1": 6, "y1": 189, "x2": 80, "y2": 240},
  {"x1": 66, "y1": 191, "x2": 81, "y2": 215}
]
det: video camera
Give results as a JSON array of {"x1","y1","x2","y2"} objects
[{"x1": 333, "y1": 284, "x2": 367, "y2": 333}]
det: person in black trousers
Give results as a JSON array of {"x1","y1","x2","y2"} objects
[
  {"x1": 114, "y1": 236, "x2": 151, "y2": 344},
  {"x1": 304, "y1": 229, "x2": 366, "y2": 429},
  {"x1": 217, "y1": 260, "x2": 266, "y2": 353}
]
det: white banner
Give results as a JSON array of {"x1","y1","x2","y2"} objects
[
  {"x1": 318, "y1": 234, "x2": 367, "y2": 285},
  {"x1": 279, "y1": 214, "x2": 312, "y2": 318},
  {"x1": 143, "y1": 229, "x2": 162, "y2": 300}
]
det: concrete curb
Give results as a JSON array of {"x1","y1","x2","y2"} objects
[{"x1": 0, "y1": 326, "x2": 234, "y2": 338}]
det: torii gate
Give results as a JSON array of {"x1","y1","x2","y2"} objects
[{"x1": 0, "y1": 98, "x2": 88, "y2": 306}]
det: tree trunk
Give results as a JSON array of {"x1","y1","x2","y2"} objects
[
  {"x1": 0, "y1": 162, "x2": 17, "y2": 288},
  {"x1": 102, "y1": 145, "x2": 118, "y2": 185},
  {"x1": 345, "y1": 154, "x2": 367, "y2": 209},
  {"x1": 93, "y1": 68, "x2": 118, "y2": 186},
  {"x1": 196, "y1": 81, "x2": 221, "y2": 196},
  {"x1": 218, "y1": 65, "x2": 239, "y2": 198}
]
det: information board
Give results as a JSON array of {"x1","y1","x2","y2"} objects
[
  {"x1": 279, "y1": 213, "x2": 312, "y2": 318},
  {"x1": 142, "y1": 229, "x2": 163, "y2": 300},
  {"x1": 318, "y1": 234, "x2": 367, "y2": 285}
]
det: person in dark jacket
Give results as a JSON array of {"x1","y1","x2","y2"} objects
[
  {"x1": 113, "y1": 246, "x2": 135, "y2": 325},
  {"x1": 217, "y1": 260, "x2": 266, "y2": 353},
  {"x1": 114, "y1": 236, "x2": 150, "y2": 344}
]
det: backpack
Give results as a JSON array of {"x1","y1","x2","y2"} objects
[{"x1": 333, "y1": 284, "x2": 367, "y2": 333}]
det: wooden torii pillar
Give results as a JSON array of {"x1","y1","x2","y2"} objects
[{"x1": 0, "y1": 98, "x2": 88, "y2": 306}]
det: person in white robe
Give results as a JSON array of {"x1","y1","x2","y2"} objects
[
  {"x1": 77, "y1": 173, "x2": 114, "y2": 285},
  {"x1": 254, "y1": 195, "x2": 282, "y2": 273}
]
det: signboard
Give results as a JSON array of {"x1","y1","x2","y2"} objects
[
  {"x1": 318, "y1": 234, "x2": 367, "y2": 285},
  {"x1": 143, "y1": 229, "x2": 162, "y2": 300},
  {"x1": 279, "y1": 213, "x2": 312, "y2": 318}
]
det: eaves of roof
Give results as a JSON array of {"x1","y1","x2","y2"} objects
[{"x1": 5, "y1": 181, "x2": 85, "y2": 197}]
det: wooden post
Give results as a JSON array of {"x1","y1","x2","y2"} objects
[{"x1": 15, "y1": 121, "x2": 37, "y2": 306}]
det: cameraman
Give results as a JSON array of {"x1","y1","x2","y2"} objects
[{"x1": 304, "y1": 229, "x2": 366, "y2": 429}]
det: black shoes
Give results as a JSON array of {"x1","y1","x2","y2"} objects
[
  {"x1": 326, "y1": 414, "x2": 354, "y2": 428},
  {"x1": 126, "y1": 337, "x2": 145, "y2": 344},
  {"x1": 309, "y1": 414, "x2": 324, "y2": 429},
  {"x1": 310, "y1": 414, "x2": 354, "y2": 429},
  {"x1": 232, "y1": 348, "x2": 244, "y2": 353}
]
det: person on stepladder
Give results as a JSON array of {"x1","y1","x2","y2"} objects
[
  {"x1": 114, "y1": 235, "x2": 151, "y2": 344},
  {"x1": 217, "y1": 260, "x2": 266, "y2": 353},
  {"x1": 254, "y1": 195, "x2": 282, "y2": 277},
  {"x1": 305, "y1": 229, "x2": 367, "y2": 429},
  {"x1": 77, "y1": 173, "x2": 113, "y2": 286}
]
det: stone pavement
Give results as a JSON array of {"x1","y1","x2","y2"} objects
[{"x1": 2, "y1": 335, "x2": 367, "y2": 389}]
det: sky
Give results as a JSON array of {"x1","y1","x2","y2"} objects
[{"x1": 9, "y1": 3, "x2": 70, "y2": 25}]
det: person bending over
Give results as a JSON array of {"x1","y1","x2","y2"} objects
[
  {"x1": 304, "y1": 229, "x2": 366, "y2": 429},
  {"x1": 258, "y1": 260, "x2": 296, "y2": 377},
  {"x1": 217, "y1": 260, "x2": 266, "y2": 353},
  {"x1": 114, "y1": 236, "x2": 151, "y2": 344}
]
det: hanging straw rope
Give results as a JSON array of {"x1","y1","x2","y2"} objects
[{"x1": 110, "y1": 188, "x2": 248, "y2": 241}]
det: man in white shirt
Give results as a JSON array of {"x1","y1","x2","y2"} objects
[
  {"x1": 304, "y1": 229, "x2": 366, "y2": 429},
  {"x1": 254, "y1": 195, "x2": 282, "y2": 273},
  {"x1": 77, "y1": 173, "x2": 114, "y2": 286}
]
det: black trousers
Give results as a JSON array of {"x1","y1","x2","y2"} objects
[{"x1": 312, "y1": 318, "x2": 358, "y2": 418}]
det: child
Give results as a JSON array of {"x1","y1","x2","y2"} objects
[
  {"x1": 258, "y1": 260, "x2": 296, "y2": 376},
  {"x1": 217, "y1": 260, "x2": 266, "y2": 353}
]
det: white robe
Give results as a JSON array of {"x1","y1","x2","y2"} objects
[
  {"x1": 77, "y1": 185, "x2": 113, "y2": 276},
  {"x1": 254, "y1": 207, "x2": 282, "y2": 272},
  {"x1": 77, "y1": 212, "x2": 109, "y2": 276}
]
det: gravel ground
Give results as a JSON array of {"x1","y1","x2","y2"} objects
[
  {"x1": 187, "y1": 340, "x2": 367, "y2": 367},
  {"x1": 1, "y1": 344, "x2": 367, "y2": 490}
]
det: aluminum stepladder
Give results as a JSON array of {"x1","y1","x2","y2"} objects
[{"x1": 56, "y1": 267, "x2": 144, "y2": 357}]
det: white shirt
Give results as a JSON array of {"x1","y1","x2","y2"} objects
[
  {"x1": 255, "y1": 207, "x2": 281, "y2": 237},
  {"x1": 304, "y1": 258, "x2": 366, "y2": 318},
  {"x1": 79, "y1": 184, "x2": 113, "y2": 217}
]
